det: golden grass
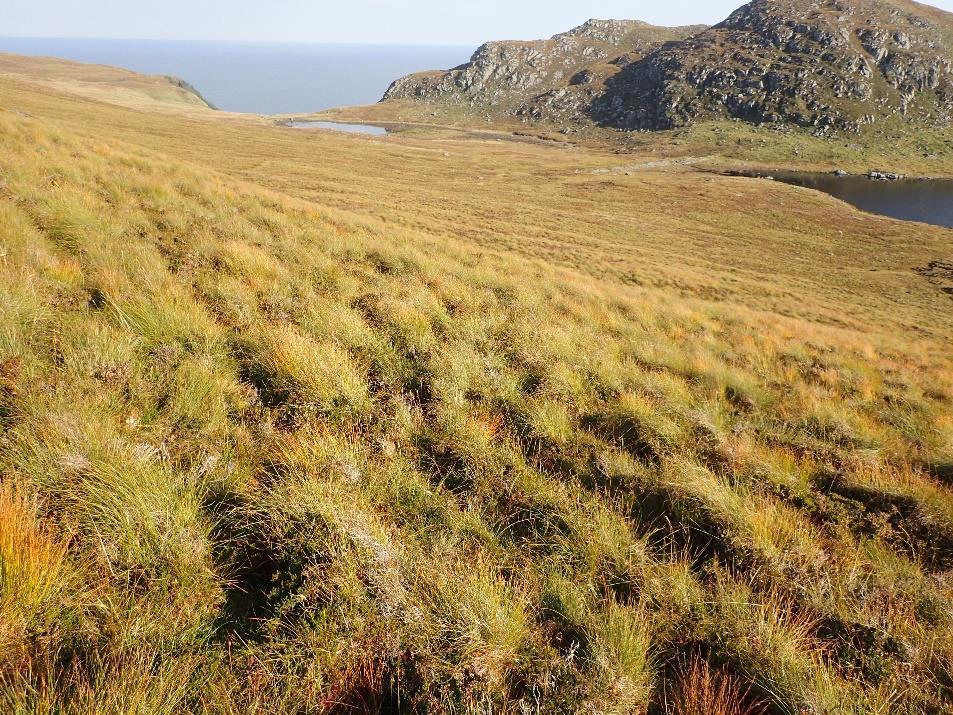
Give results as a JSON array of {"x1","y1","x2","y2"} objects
[
  {"x1": 0, "y1": 61, "x2": 950, "y2": 713},
  {"x1": 0, "y1": 52, "x2": 218, "y2": 116},
  {"x1": 0, "y1": 482, "x2": 69, "y2": 662},
  {"x1": 2, "y1": 74, "x2": 952, "y2": 342}
]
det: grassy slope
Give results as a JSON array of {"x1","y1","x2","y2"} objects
[
  {"x1": 0, "y1": 71, "x2": 952, "y2": 714},
  {"x1": 0, "y1": 53, "x2": 218, "y2": 115},
  {"x1": 3, "y1": 78, "x2": 952, "y2": 342}
]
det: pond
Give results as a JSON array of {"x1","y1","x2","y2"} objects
[
  {"x1": 742, "y1": 171, "x2": 953, "y2": 229},
  {"x1": 289, "y1": 120, "x2": 388, "y2": 136}
]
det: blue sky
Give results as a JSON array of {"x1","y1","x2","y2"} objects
[{"x1": 6, "y1": 0, "x2": 952, "y2": 46}]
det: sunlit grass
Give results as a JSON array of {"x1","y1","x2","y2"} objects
[
  {"x1": 0, "y1": 75, "x2": 950, "y2": 713},
  {"x1": 0, "y1": 482, "x2": 70, "y2": 665}
]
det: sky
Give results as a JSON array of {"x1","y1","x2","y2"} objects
[{"x1": 5, "y1": 0, "x2": 949, "y2": 46}]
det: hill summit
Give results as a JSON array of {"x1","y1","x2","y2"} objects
[
  {"x1": 383, "y1": 0, "x2": 953, "y2": 135},
  {"x1": 382, "y1": 19, "x2": 706, "y2": 116}
]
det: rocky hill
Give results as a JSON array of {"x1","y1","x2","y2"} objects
[
  {"x1": 382, "y1": 20, "x2": 706, "y2": 115},
  {"x1": 595, "y1": 0, "x2": 953, "y2": 133},
  {"x1": 383, "y1": 0, "x2": 953, "y2": 135}
]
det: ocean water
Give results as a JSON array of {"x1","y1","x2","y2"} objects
[{"x1": 0, "y1": 37, "x2": 472, "y2": 115}]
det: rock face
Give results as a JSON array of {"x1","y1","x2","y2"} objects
[
  {"x1": 595, "y1": 0, "x2": 953, "y2": 133},
  {"x1": 382, "y1": 20, "x2": 706, "y2": 118},
  {"x1": 383, "y1": 0, "x2": 953, "y2": 134}
]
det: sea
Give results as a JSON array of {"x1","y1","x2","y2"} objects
[{"x1": 0, "y1": 37, "x2": 473, "y2": 114}]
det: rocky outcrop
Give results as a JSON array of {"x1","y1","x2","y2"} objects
[
  {"x1": 916, "y1": 260, "x2": 953, "y2": 299},
  {"x1": 382, "y1": 20, "x2": 705, "y2": 113},
  {"x1": 593, "y1": 0, "x2": 953, "y2": 133},
  {"x1": 382, "y1": 0, "x2": 953, "y2": 135},
  {"x1": 164, "y1": 76, "x2": 218, "y2": 110}
]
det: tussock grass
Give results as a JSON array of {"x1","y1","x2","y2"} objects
[
  {"x1": 0, "y1": 482, "x2": 70, "y2": 667},
  {"x1": 0, "y1": 79, "x2": 950, "y2": 713},
  {"x1": 666, "y1": 656, "x2": 762, "y2": 715},
  {"x1": 253, "y1": 323, "x2": 371, "y2": 421},
  {"x1": 591, "y1": 601, "x2": 656, "y2": 713},
  {"x1": 5, "y1": 74, "x2": 953, "y2": 343}
]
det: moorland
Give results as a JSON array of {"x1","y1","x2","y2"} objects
[{"x1": 1, "y1": 2, "x2": 953, "y2": 711}]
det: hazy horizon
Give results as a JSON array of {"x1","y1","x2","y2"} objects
[
  {"x1": 0, "y1": 36, "x2": 476, "y2": 50},
  {"x1": 8, "y1": 0, "x2": 952, "y2": 47},
  {"x1": 0, "y1": 36, "x2": 475, "y2": 114}
]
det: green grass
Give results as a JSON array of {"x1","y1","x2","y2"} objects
[
  {"x1": 0, "y1": 69, "x2": 951, "y2": 714},
  {"x1": 322, "y1": 101, "x2": 953, "y2": 178}
]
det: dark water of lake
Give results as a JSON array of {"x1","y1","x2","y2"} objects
[
  {"x1": 756, "y1": 172, "x2": 953, "y2": 229},
  {"x1": 291, "y1": 120, "x2": 388, "y2": 136},
  {"x1": 0, "y1": 37, "x2": 472, "y2": 114}
]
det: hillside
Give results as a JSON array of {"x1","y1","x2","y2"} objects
[
  {"x1": 594, "y1": 0, "x2": 953, "y2": 133},
  {"x1": 383, "y1": 0, "x2": 953, "y2": 136},
  {"x1": 1, "y1": 60, "x2": 952, "y2": 714},
  {"x1": 383, "y1": 20, "x2": 706, "y2": 121},
  {"x1": 0, "y1": 53, "x2": 216, "y2": 114}
]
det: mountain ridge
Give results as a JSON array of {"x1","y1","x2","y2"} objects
[
  {"x1": 382, "y1": 0, "x2": 953, "y2": 135},
  {"x1": 382, "y1": 19, "x2": 707, "y2": 116},
  {"x1": 594, "y1": 0, "x2": 953, "y2": 133}
]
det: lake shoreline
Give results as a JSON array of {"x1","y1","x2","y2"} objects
[
  {"x1": 721, "y1": 168, "x2": 953, "y2": 182},
  {"x1": 716, "y1": 168, "x2": 953, "y2": 229}
]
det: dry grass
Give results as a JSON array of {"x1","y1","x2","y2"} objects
[
  {"x1": 2, "y1": 74, "x2": 952, "y2": 342},
  {"x1": 0, "y1": 62, "x2": 950, "y2": 713},
  {"x1": 0, "y1": 52, "x2": 218, "y2": 116},
  {"x1": 666, "y1": 656, "x2": 762, "y2": 715}
]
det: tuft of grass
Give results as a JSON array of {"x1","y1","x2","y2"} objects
[
  {"x1": 0, "y1": 482, "x2": 70, "y2": 665},
  {"x1": 406, "y1": 558, "x2": 527, "y2": 687},
  {"x1": 1, "y1": 651, "x2": 204, "y2": 715},
  {"x1": 591, "y1": 601, "x2": 656, "y2": 713},
  {"x1": 254, "y1": 323, "x2": 371, "y2": 422},
  {"x1": 667, "y1": 656, "x2": 763, "y2": 715}
]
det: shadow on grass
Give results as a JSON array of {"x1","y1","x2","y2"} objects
[
  {"x1": 203, "y1": 487, "x2": 280, "y2": 643},
  {"x1": 927, "y1": 462, "x2": 953, "y2": 487},
  {"x1": 581, "y1": 411, "x2": 661, "y2": 465},
  {"x1": 813, "y1": 472, "x2": 953, "y2": 572}
]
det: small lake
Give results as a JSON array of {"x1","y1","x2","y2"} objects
[
  {"x1": 290, "y1": 120, "x2": 388, "y2": 136},
  {"x1": 746, "y1": 172, "x2": 953, "y2": 229}
]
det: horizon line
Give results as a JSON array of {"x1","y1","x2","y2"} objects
[{"x1": 0, "y1": 34, "x2": 480, "y2": 49}]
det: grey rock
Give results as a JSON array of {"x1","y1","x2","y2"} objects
[
  {"x1": 383, "y1": 18, "x2": 705, "y2": 115},
  {"x1": 383, "y1": 0, "x2": 953, "y2": 136}
]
